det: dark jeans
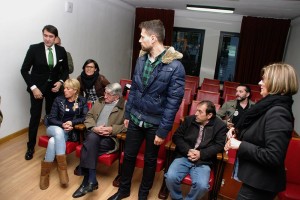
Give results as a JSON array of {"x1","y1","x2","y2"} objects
[
  {"x1": 80, "y1": 130, "x2": 115, "y2": 170},
  {"x1": 237, "y1": 183, "x2": 277, "y2": 200},
  {"x1": 27, "y1": 83, "x2": 58, "y2": 149},
  {"x1": 119, "y1": 121, "x2": 160, "y2": 198}
]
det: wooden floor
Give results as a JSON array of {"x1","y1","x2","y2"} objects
[{"x1": 0, "y1": 125, "x2": 180, "y2": 200}]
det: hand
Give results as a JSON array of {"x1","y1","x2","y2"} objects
[
  {"x1": 224, "y1": 138, "x2": 241, "y2": 151},
  {"x1": 32, "y1": 88, "x2": 43, "y2": 99},
  {"x1": 51, "y1": 81, "x2": 62, "y2": 93},
  {"x1": 154, "y1": 135, "x2": 165, "y2": 145},
  {"x1": 227, "y1": 121, "x2": 234, "y2": 129},
  {"x1": 124, "y1": 119, "x2": 129, "y2": 128},
  {"x1": 62, "y1": 121, "x2": 73, "y2": 131},
  {"x1": 94, "y1": 125, "x2": 112, "y2": 136},
  {"x1": 226, "y1": 127, "x2": 236, "y2": 139},
  {"x1": 187, "y1": 149, "x2": 200, "y2": 161}
]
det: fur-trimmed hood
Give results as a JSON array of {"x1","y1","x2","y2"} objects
[{"x1": 138, "y1": 46, "x2": 183, "y2": 64}]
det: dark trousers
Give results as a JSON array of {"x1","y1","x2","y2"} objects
[
  {"x1": 80, "y1": 131, "x2": 115, "y2": 170},
  {"x1": 119, "y1": 121, "x2": 160, "y2": 198},
  {"x1": 27, "y1": 83, "x2": 58, "y2": 149},
  {"x1": 237, "y1": 183, "x2": 277, "y2": 200}
]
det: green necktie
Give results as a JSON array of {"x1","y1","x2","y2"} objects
[{"x1": 48, "y1": 47, "x2": 53, "y2": 70}]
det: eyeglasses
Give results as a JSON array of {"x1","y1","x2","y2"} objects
[{"x1": 85, "y1": 65, "x2": 95, "y2": 69}]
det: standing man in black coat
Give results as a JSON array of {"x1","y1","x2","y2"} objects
[{"x1": 21, "y1": 25, "x2": 69, "y2": 160}]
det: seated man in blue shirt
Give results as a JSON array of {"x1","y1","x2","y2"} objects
[{"x1": 165, "y1": 100, "x2": 227, "y2": 200}]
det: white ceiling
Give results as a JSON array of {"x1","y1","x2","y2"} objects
[{"x1": 120, "y1": 0, "x2": 300, "y2": 19}]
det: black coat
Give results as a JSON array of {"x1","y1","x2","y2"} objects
[
  {"x1": 173, "y1": 115, "x2": 227, "y2": 166},
  {"x1": 237, "y1": 106, "x2": 293, "y2": 193}
]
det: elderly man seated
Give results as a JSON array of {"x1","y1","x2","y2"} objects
[{"x1": 72, "y1": 83, "x2": 127, "y2": 198}]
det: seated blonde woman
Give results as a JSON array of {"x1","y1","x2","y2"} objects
[{"x1": 40, "y1": 78, "x2": 88, "y2": 190}]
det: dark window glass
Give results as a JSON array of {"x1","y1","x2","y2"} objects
[
  {"x1": 214, "y1": 32, "x2": 240, "y2": 82},
  {"x1": 172, "y1": 28, "x2": 205, "y2": 77}
]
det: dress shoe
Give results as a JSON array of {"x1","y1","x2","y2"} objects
[
  {"x1": 72, "y1": 185, "x2": 86, "y2": 198},
  {"x1": 83, "y1": 182, "x2": 98, "y2": 193},
  {"x1": 107, "y1": 191, "x2": 130, "y2": 200},
  {"x1": 25, "y1": 149, "x2": 34, "y2": 160}
]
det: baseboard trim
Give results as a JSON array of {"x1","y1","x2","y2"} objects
[{"x1": 0, "y1": 127, "x2": 28, "y2": 145}]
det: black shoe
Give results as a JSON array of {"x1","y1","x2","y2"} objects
[
  {"x1": 83, "y1": 182, "x2": 98, "y2": 193},
  {"x1": 72, "y1": 185, "x2": 87, "y2": 198},
  {"x1": 25, "y1": 149, "x2": 34, "y2": 160},
  {"x1": 107, "y1": 191, "x2": 130, "y2": 200}
]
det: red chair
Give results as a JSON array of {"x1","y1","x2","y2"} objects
[
  {"x1": 185, "y1": 80, "x2": 198, "y2": 97},
  {"x1": 183, "y1": 88, "x2": 193, "y2": 106},
  {"x1": 247, "y1": 84, "x2": 261, "y2": 92},
  {"x1": 222, "y1": 86, "x2": 236, "y2": 99},
  {"x1": 75, "y1": 144, "x2": 119, "y2": 166},
  {"x1": 201, "y1": 83, "x2": 220, "y2": 93},
  {"x1": 278, "y1": 137, "x2": 300, "y2": 200},
  {"x1": 203, "y1": 78, "x2": 220, "y2": 86},
  {"x1": 112, "y1": 131, "x2": 173, "y2": 187},
  {"x1": 250, "y1": 90, "x2": 263, "y2": 102},
  {"x1": 185, "y1": 75, "x2": 200, "y2": 87},
  {"x1": 196, "y1": 90, "x2": 220, "y2": 104},
  {"x1": 223, "y1": 81, "x2": 240, "y2": 89},
  {"x1": 171, "y1": 99, "x2": 189, "y2": 135},
  {"x1": 224, "y1": 94, "x2": 236, "y2": 102},
  {"x1": 119, "y1": 79, "x2": 132, "y2": 91},
  {"x1": 38, "y1": 135, "x2": 79, "y2": 154}
]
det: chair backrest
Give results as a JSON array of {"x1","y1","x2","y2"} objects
[
  {"x1": 223, "y1": 81, "x2": 240, "y2": 89},
  {"x1": 196, "y1": 90, "x2": 220, "y2": 104},
  {"x1": 190, "y1": 100, "x2": 220, "y2": 115},
  {"x1": 222, "y1": 86, "x2": 236, "y2": 99},
  {"x1": 224, "y1": 94, "x2": 236, "y2": 102},
  {"x1": 185, "y1": 75, "x2": 200, "y2": 87},
  {"x1": 247, "y1": 84, "x2": 261, "y2": 92},
  {"x1": 119, "y1": 79, "x2": 132, "y2": 91},
  {"x1": 201, "y1": 83, "x2": 220, "y2": 93},
  {"x1": 203, "y1": 78, "x2": 220, "y2": 85},
  {"x1": 285, "y1": 137, "x2": 300, "y2": 184},
  {"x1": 250, "y1": 90, "x2": 263, "y2": 102},
  {"x1": 185, "y1": 80, "x2": 198, "y2": 95},
  {"x1": 183, "y1": 88, "x2": 193, "y2": 105}
]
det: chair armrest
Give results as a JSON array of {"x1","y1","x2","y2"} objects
[
  {"x1": 74, "y1": 124, "x2": 86, "y2": 131},
  {"x1": 217, "y1": 152, "x2": 228, "y2": 162},
  {"x1": 116, "y1": 132, "x2": 126, "y2": 140}
]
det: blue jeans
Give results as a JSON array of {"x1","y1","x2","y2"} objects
[
  {"x1": 165, "y1": 157, "x2": 210, "y2": 200},
  {"x1": 119, "y1": 121, "x2": 160, "y2": 198},
  {"x1": 44, "y1": 126, "x2": 68, "y2": 162}
]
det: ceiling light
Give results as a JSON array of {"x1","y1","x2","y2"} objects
[{"x1": 186, "y1": 4, "x2": 235, "y2": 14}]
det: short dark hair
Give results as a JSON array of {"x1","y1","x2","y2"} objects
[
  {"x1": 139, "y1": 19, "x2": 165, "y2": 43},
  {"x1": 42, "y1": 25, "x2": 58, "y2": 37},
  {"x1": 238, "y1": 84, "x2": 251, "y2": 96},
  {"x1": 82, "y1": 59, "x2": 99, "y2": 72},
  {"x1": 198, "y1": 100, "x2": 216, "y2": 116}
]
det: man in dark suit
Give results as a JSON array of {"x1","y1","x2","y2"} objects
[{"x1": 21, "y1": 25, "x2": 69, "y2": 160}]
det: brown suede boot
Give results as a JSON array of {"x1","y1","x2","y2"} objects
[
  {"x1": 56, "y1": 154, "x2": 69, "y2": 185},
  {"x1": 40, "y1": 161, "x2": 52, "y2": 190}
]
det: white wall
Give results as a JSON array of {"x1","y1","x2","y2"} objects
[
  {"x1": 174, "y1": 10, "x2": 243, "y2": 84},
  {"x1": 284, "y1": 16, "x2": 300, "y2": 134},
  {"x1": 0, "y1": 0, "x2": 134, "y2": 138}
]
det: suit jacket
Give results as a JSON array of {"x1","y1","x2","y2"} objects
[{"x1": 21, "y1": 42, "x2": 69, "y2": 93}]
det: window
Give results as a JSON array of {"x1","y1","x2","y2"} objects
[
  {"x1": 172, "y1": 28, "x2": 205, "y2": 76},
  {"x1": 214, "y1": 32, "x2": 240, "y2": 82}
]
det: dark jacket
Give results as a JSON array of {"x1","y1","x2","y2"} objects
[
  {"x1": 173, "y1": 115, "x2": 227, "y2": 166},
  {"x1": 47, "y1": 96, "x2": 88, "y2": 127},
  {"x1": 237, "y1": 106, "x2": 293, "y2": 193},
  {"x1": 125, "y1": 47, "x2": 185, "y2": 138},
  {"x1": 21, "y1": 42, "x2": 69, "y2": 93},
  {"x1": 77, "y1": 74, "x2": 110, "y2": 98}
]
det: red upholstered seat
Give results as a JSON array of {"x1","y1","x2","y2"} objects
[
  {"x1": 38, "y1": 135, "x2": 79, "y2": 154},
  {"x1": 203, "y1": 78, "x2": 220, "y2": 85},
  {"x1": 223, "y1": 81, "x2": 240, "y2": 89},
  {"x1": 196, "y1": 90, "x2": 220, "y2": 104},
  {"x1": 75, "y1": 144, "x2": 119, "y2": 166},
  {"x1": 181, "y1": 170, "x2": 215, "y2": 190},
  {"x1": 201, "y1": 83, "x2": 220, "y2": 93},
  {"x1": 278, "y1": 137, "x2": 300, "y2": 200}
]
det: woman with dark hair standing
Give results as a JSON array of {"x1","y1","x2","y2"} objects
[
  {"x1": 77, "y1": 59, "x2": 110, "y2": 103},
  {"x1": 224, "y1": 63, "x2": 299, "y2": 200}
]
